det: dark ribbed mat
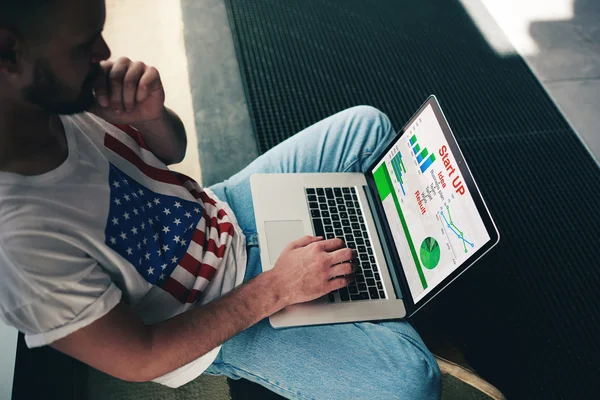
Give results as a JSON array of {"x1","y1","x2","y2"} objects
[{"x1": 224, "y1": 0, "x2": 600, "y2": 398}]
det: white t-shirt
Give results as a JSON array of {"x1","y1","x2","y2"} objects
[{"x1": 0, "y1": 113, "x2": 247, "y2": 387}]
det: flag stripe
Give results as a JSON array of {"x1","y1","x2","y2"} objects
[
  {"x1": 187, "y1": 289, "x2": 200, "y2": 303},
  {"x1": 186, "y1": 237, "x2": 205, "y2": 261},
  {"x1": 178, "y1": 251, "x2": 219, "y2": 281},
  {"x1": 191, "y1": 229, "x2": 206, "y2": 247},
  {"x1": 111, "y1": 124, "x2": 149, "y2": 150},
  {"x1": 192, "y1": 276, "x2": 210, "y2": 291},
  {"x1": 218, "y1": 222, "x2": 235, "y2": 236},
  {"x1": 178, "y1": 178, "x2": 218, "y2": 207},
  {"x1": 162, "y1": 278, "x2": 189, "y2": 303},
  {"x1": 169, "y1": 265, "x2": 196, "y2": 288},
  {"x1": 105, "y1": 134, "x2": 182, "y2": 186},
  {"x1": 200, "y1": 249, "x2": 222, "y2": 269},
  {"x1": 179, "y1": 252, "x2": 202, "y2": 275},
  {"x1": 206, "y1": 239, "x2": 227, "y2": 258},
  {"x1": 197, "y1": 262, "x2": 218, "y2": 281}
]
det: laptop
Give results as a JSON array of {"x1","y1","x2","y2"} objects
[{"x1": 250, "y1": 95, "x2": 499, "y2": 328}]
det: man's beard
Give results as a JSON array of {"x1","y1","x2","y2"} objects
[{"x1": 21, "y1": 59, "x2": 101, "y2": 115}]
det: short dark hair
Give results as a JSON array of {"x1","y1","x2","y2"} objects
[{"x1": 0, "y1": 0, "x2": 59, "y2": 41}]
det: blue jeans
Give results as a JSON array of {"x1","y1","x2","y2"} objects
[{"x1": 207, "y1": 106, "x2": 441, "y2": 400}]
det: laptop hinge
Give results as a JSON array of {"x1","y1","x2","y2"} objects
[{"x1": 362, "y1": 185, "x2": 403, "y2": 300}]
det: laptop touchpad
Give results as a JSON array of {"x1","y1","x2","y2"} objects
[{"x1": 265, "y1": 220, "x2": 306, "y2": 265}]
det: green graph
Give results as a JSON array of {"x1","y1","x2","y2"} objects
[
  {"x1": 420, "y1": 237, "x2": 441, "y2": 270},
  {"x1": 409, "y1": 134, "x2": 436, "y2": 173},
  {"x1": 391, "y1": 152, "x2": 407, "y2": 195},
  {"x1": 441, "y1": 206, "x2": 474, "y2": 253}
]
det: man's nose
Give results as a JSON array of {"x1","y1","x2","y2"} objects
[{"x1": 92, "y1": 35, "x2": 111, "y2": 63}]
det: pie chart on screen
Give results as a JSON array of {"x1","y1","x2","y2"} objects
[{"x1": 420, "y1": 237, "x2": 440, "y2": 270}]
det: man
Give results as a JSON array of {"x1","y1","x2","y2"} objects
[{"x1": 0, "y1": 0, "x2": 441, "y2": 398}]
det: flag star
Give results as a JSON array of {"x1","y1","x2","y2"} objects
[
  {"x1": 155, "y1": 216, "x2": 160, "y2": 221},
  {"x1": 147, "y1": 267, "x2": 154, "y2": 275},
  {"x1": 161, "y1": 263, "x2": 167, "y2": 270},
  {"x1": 141, "y1": 222, "x2": 146, "y2": 229},
  {"x1": 126, "y1": 247, "x2": 133, "y2": 255},
  {"x1": 153, "y1": 198, "x2": 160, "y2": 205},
  {"x1": 189, "y1": 223, "x2": 195, "y2": 230},
  {"x1": 141, "y1": 205, "x2": 145, "y2": 212},
  {"x1": 138, "y1": 189, "x2": 144, "y2": 196},
  {"x1": 112, "y1": 180, "x2": 121, "y2": 188},
  {"x1": 122, "y1": 179, "x2": 129, "y2": 185},
  {"x1": 159, "y1": 273, "x2": 165, "y2": 280},
  {"x1": 148, "y1": 218, "x2": 154, "y2": 225},
  {"x1": 174, "y1": 201, "x2": 182, "y2": 209},
  {"x1": 180, "y1": 239, "x2": 187, "y2": 246},
  {"x1": 146, "y1": 202, "x2": 153, "y2": 209},
  {"x1": 193, "y1": 207, "x2": 200, "y2": 213},
  {"x1": 114, "y1": 198, "x2": 122, "y2": 206},
  {"x1": 138, "y1": 257, "x2": 142, "y2": 265},
  {"x1": 131, "y1": 226, "x2": 138, "y2": 235},
  {"x1": 162, "y1": 226, "x2": 170, "y2": 234},
  {"x1": 157, "y1": 249, "x2": 162, "y2": 256},
  {"x1": 171, "y1": 256, "x2": 178, "y2": 264},
  {"x1": 162, "y1": 244, "x2": 170, "y2": 252},
  {"x1": 132, "y1": 208, "x2": 139, "y2": 215},
  {"x1": 145, "y1": 252, "x2": 151, "y2": 260},
  {"x1": 173, "y1": 235, "x2": 181, "y2": 243},
  {"x1": 123, "y1": 194, "x2": 130, "y2": 202},
  {"x1": 154, "y1": 233, "x2": 159, "y2": 241},
  {"x1": 109, "y1": 237, "x2": 116, "y2": 245},
  {"x1": 163, "y1": 208, "x2": 171, "y2": 215},
  {"x1": 120, "y1": 232, "x2": 127, "y2": 240},
  {"x1": 123, "y1": 212, "x2": 130, "y2": 220},
  {"x1": 137, "y1": 242, "x2": 141, "y2": 250},
  {"x1": 132, "y1": 192, "x2": 138, "y2": 198},
  {"x1": 112, "y1": 217, "x2": 119, "y2": 226},
  {"x1": 174, "y1": 218, "x2": 181, "y2": 226},
  {"x1": 143, "y1": 238, "x2": 148, "y2": 245},
  {"x1": 185, "y1": 212, "x2": 192, "y2": 218}
]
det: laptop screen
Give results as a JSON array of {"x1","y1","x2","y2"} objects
[{"x1": 371, "y1": 103, "x2": 491, "y2": 303}]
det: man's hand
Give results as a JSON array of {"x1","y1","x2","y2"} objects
[
  {"x1": 90, "y1": 57, "x2": 165, "y2": 125},
  {"x1": 88, "y1": 57, "x2": 187, "y2": 165},
  {"x1": 269, "y1": 236, "x2": 357, "y2": 306}
]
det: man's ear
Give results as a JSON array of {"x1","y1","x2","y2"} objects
[{"x1": 0, "y1": 28, "x2": 19, "y2": 73}]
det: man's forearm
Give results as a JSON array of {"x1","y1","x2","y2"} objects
[
  {"x1": 133, "y1": 107, "x2": 187, "y2": 165},
  {"x1": 139, "y1": 269, "x2": 287, "y2": 381}
]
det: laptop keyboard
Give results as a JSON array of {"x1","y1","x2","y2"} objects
[{"x1": 305, "y1": 187, "x2": 386, "y2": 302}]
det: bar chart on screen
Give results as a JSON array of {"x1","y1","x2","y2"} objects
[
  {"x1": 390, "y1": 148, "x2": 407, "y2": 196},
  {"x1": 408, "y1": 133, "x2": 437, "y2": 173}
]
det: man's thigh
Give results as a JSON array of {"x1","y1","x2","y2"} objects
[
  {"x1": 209, "y1": 106, "x2": 395, "y2": 235},
  {"x1": 209, "y1": 318, "x2": 441, "y2": 400}
]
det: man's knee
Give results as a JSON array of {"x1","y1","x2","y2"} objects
[
  {"x1": 401, "y1": 354, "x2": 442, "y2": 399},
  {"x1": 364, "y1": 352, "x2": 441, "y2": 399},
  {"x1": 342, "y1": 105, "x2": 395, "y2": 142}
]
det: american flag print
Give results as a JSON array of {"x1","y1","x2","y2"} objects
[{"x1": 103, "y1": 125, "x2": 235, "y2": 304}]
